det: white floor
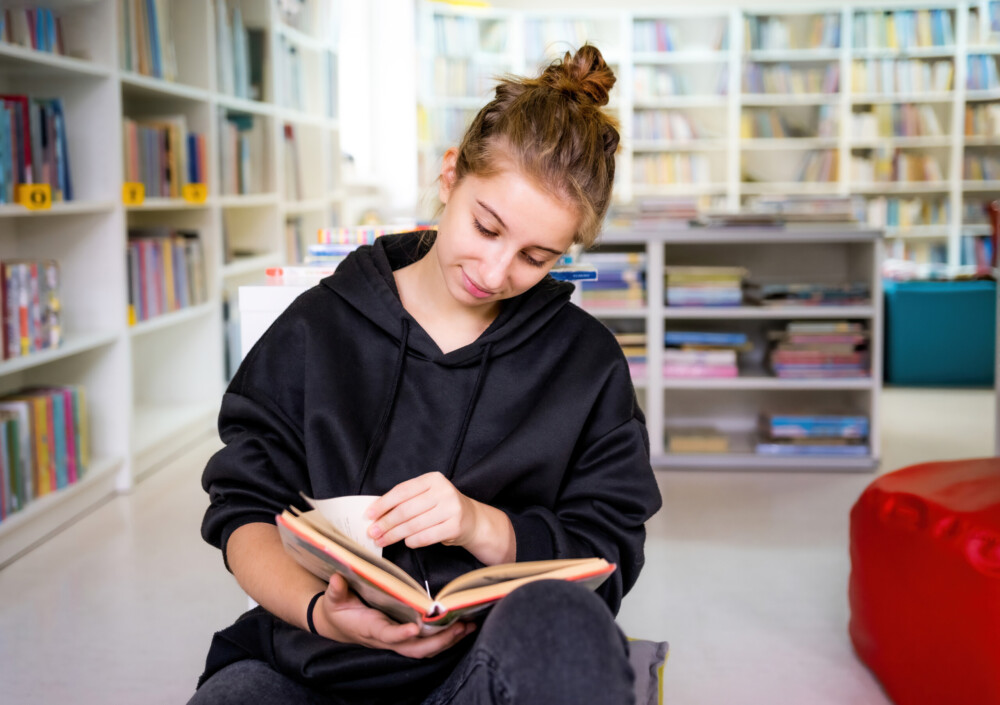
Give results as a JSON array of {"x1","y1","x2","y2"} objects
[{"x1": 0, "y1": 387, "x2": 994, "y2": 705}]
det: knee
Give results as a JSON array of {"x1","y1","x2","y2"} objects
[{"x1": 488, "y1": 579, "x2": 619, "y2": 645}]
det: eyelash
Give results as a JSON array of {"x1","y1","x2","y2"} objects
[{"x1": 472, "y1": 218, "x2": 545, "y2": 268}]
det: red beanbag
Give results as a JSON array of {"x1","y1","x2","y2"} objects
[{"x1": 849, "y1": 458, "x2": 1000, "y2": 705}]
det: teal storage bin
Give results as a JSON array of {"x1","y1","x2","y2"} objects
[{"x1": 883, "y1": 279, "x2": 996, "y2": 386}]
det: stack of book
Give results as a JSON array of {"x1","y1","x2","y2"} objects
[
  {"x1": 126, "y1": 229, "x2": 207, "y2": 325},
  {"x1": 1, "y1": 259, "x2": 61, "y2": 359},
  {"x1": 745, "y1": 282, "x2": 871, "y2": 307},
  {"x1": 666, "y1": 427, "x2": 729, "y2": 453},
  {"x1": 0, "y1": 385, "x2": 89, "y2": 522},
  {"x1": 767, "y1": 321, "x2": 870, "y2": 379},
  {"x1": 665, "y1": 266, "x2": 746, "y2": 307},
  {"x1": 614, "y1": 332, "x2": 648, "y2": 379},
  {"x1": 123, "y1": 115, "x2": 207, "y2": 197},
  {"x1": 756, "y1": 412, "x2": 869, "y2": 456},
  {"x1": 1, "y1": 96, "x2": 73, "y2": 203},
  {"x1": 578, "y1": 252, "x2": 646, "y2": 310},
  {"x1": 664, "y1": 330, "x2": 747, "y2": 378}
]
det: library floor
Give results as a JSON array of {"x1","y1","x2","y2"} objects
[{"x1": 0, "y1": 387, "x2": 994, "y2": 705}]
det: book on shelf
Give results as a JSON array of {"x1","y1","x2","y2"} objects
[
  {"x1": 0, "y1": 95, "x2": 72, "y2": 203},
  {"x1": 126, "y1": 229, "x2": 207, "y2": 325},
  {"x1": 283, "y1": 124, "x2": 302, "y2": 201},
  {"x1": 0, "y1": 384, "x2": 88, "y2": 522},
  {"x1": 666, "y1": 427, "x2": 730, "y2": 454},
  {"x1": 665, "y1": 266, "x2": 745, "y2": 307},
  {"x1": 218, "y1": 111, "x2": 267, "y2": 196},
  {"x1": 744, "y1": 282, "x2": 870, "y2": 307},
  {"x1": 214, "y1": 0, "x2": 267, "y2": 100},
  {"x1": 767, "y1": 321, "x2": 870, "y2": 379},
  {"x1": 756, "y1": 411, "x2": 869, "y2": 457},
  {"x1": 119, "y1": 0, "x2": 177, "y2": 80},
  {"x1": 276, "y1": 499, "x2": 615, "y2": 634},
  {"x1": 0, "y1": 259, "x2": 61, "y2": 360},
  {"x1": 123, "y1": 115, "x2": 207, "y2": 198},
  {"x1": 1, "y1": 8, "x2": 64, "y2": 55}
]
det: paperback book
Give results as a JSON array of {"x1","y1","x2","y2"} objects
[{"x1": 276, "y1": 501, "x2": 615, "y2": 634}]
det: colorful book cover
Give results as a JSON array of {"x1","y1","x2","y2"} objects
[
  {"x1": 0, "y1": 400, "x2": 33, "y2": 504},
  {"x1": 45, "y1": 390, "x2": 68, "y2": 489},
  {"x1": 0, "y1": 416, "x2": 8, "y2": 519},
  {"x1": 58, "y1": 387, "x2": 77, "y2": 484},
  {"x1": 71, "y1": 385, "x2": 89, "y2": 473}
]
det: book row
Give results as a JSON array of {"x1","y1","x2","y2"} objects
[
  {"x1": 123, "y1": 116, "x2": 208, "y2": 198},
  {"x1": 432, "y1": 14, "x2": 507, "y2": 57},
  {"x1": 0, "y1": 385, "x2": 89, "y2": 522},
  {"x1": 118, "y1": 0, "x2": 177, "y2": 80},
  {"x1": 864, "y1": 196, "x2": 950, "y2": 228},
  {"x1": 1, "y1": 260, "x2": 61, "y2": 361},
  {"x1": 633, "y1": 65, "x2": 727, "y2": 100},
  {"x1": 432, "y1": 57, "x2": 501, "y2": 99},
  {"x1": 218, "y1": 111, "x2": 267, "y2": 196},
  {"x1": 0, "y1": 95, "x2": 72, "y2": 204},
  {"x1": 964, "y1": 153, "x2": 1000, "y2": 181},
  {"x1": 967, "y1": 54, "x2": 1000, "y2": 91},
  {"x1": 126, "y1": 229, "x2": 208, "y2": 325},
  {"x1": 743, "y1": 64, "x2": 839, "y2": 95},
  {"x1": 744, "y1": 14, "x2": 840, "y2": 51},
  {"x1": 852, "y1": 9, "x2": 955, "y2": 50},
  {"x1": 851, "y1": 59, "x2": 954, "y2": 95},
  {"x1": 851, "y1": 104, "x2": 945, "y2": 139},
  {"x1": 850, "y1": 151, "x2": 945, "y2": 184},
  {"x1": 0, "y1": 7, "x2": 64, "y2": 55},
  {"x1": 632, "y1": 111, "x2": 703, "y2": 143},
  {"x1": 741, "y1": 107, "x2": 836, "y2": 139},
  {"x1": 214, "y1": 0, "x2": 266, "y2": 102},
  {"x1": 634, "y1": 18, "x2": 727, "y2": 54},
  {"x1": 634, "y1": 153, "x2": 713, "y2": 186},
  {"x1": 526, "y1": 19, "x2": 610, "y2": 60},
  {"x1": 965, "y1": 104, "x2": 1000, "y2": 137}
]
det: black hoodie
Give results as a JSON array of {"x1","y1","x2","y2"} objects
[{"x1": 198, "y1": 232, "x2": 662, "y2": 703}]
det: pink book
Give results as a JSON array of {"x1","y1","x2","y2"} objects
[
  {"x1": 60, "y1": 387, "x2": 77, "y2": 483},
  {"x1": 663, "y1": 364, "x2": 739, "y2": 378}
]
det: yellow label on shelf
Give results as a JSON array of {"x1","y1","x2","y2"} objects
[
  {"x1": 123, "y1": 183, "x2": 145, "y2": 206},
  {"x1": 182, "y1": 183, "x2": 208, "y2": 204},
  {"x1": 18, "y1": 184, "x2": 52, "y2": 210}
]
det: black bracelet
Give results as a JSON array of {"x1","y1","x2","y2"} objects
[{"x1": 306, "y1": 590, "x2": 325, "y2": 635}]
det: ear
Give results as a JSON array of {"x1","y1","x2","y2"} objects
[{"x1": 438, "y1": 148, "x2": 459, "y2": 204}]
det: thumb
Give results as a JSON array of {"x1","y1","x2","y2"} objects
[{"x1": 326, "y1": 574, "x2": 350, "y2": 603}]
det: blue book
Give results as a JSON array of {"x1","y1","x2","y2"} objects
[
  {"x1": 756, "y1": 443, "x2": 869, "y2": 457},
  {"x1": 665, "y1": 331, "x2": 748, "y2": 347},
  {"x1": 47, "y1": 391, "x2": 68, "y2": 489},
  {"x1": 146, "y1": 0, "x2": 162, "y2": 78}
]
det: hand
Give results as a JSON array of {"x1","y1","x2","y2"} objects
[
  {"x1": 365, "y1": 472, "x2": 516, "y2": 565},
  {"x1": 314, "y1": 575, "x2": 473, "y2": 658},
  {"x1": 365, "y1": 471, "x2": 480, "y2": 551}
]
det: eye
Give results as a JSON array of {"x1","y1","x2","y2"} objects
[
  {"x1": 521, "y1": 252, "x2": 545, "y2": 268},
  {"x1": 473, "y1": 218, "x2": 498, "y2": 238}
]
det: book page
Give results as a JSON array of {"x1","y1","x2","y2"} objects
[
  {"x1": 434, "y1": 560, "x2": 615, "y2": 616},
  {"x1": 293, "y1": 507, "x2": 420, "y2": 591},
  {"x1": 436, "y1": 558, "x2": 606, "y2": 599},
  {"x1": 304, "y1": 494, "x2": 382, "y2": 556}
]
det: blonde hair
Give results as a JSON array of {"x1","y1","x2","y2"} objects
[{"x1": 452, "y1": 44, "x2": 620, "y2": 249}]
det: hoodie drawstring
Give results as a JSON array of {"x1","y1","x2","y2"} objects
[
  {"x1": 445, "y1": 342, "x2": 493, "y2": 480},
  {"x1": 356, "y1": 319, "x2": 410, "y2": 494}
]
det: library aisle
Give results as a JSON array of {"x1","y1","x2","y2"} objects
[{"x1": 0, "y1": 386, "x2": 992, "y2": 704}]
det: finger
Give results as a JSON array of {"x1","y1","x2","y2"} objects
[
  {"x1": 365, "y1": 475, "x2": 433, "y2": 521},
  {"x1": 377, "y1": 510, "x2": 450, "y2": 548},
  {"x1": 369, "y1": 491, "x2": 437, "y2": 542},
  {"x1": 326, "y1": 574, "x2": 350, "y2": 602},
  {"x1": 401, "y1": 518, "x2": 457, "y2": 549},
  {"x1": 399, "y1": 622, "x2": 475, "y2": 659},
  {"x1": 370, "y1": 618, "x2": 422, "y2": 645}
]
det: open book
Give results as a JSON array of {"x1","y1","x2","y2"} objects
[{"x1": 275, "y1": 505, "x2": 616, "y2": 633}]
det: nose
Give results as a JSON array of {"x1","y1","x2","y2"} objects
[{"x1": 480, "y1": 246, "x2": 516, "y2": 291}]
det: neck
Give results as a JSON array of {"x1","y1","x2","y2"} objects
[{"x1": 399, "y1": 245, "x2": 500, "y2": 329}]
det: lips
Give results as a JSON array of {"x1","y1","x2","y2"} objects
[{"x1": 461, "y1": 269, "x2": 494, "y2": 299}]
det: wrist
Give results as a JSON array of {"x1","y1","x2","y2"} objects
[
  {"x1": 306, "y1": 590, "x2": 326, "y2": 636},
  {"x1": 468, "y1": 501, "x2": 516, "y2": 565}
]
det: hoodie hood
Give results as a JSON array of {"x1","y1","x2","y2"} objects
[{"x1": 321, "y1": 231, "x2": 575, "y2": 366}]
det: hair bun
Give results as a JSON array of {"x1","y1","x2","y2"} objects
[{"x1": 540, "y1": 44, "x2": 615, "y2": 107}]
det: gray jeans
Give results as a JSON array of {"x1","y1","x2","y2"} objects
[{"x1": 188, "y1": 580, "x2": 635, "y2": 704}]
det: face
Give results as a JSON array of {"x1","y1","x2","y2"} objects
[{"x1": 433, "y1": 149, "x2": 579, "y2": 310}]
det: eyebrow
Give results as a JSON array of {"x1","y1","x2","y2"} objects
[{"x1": 477, "y1": 199, "x2": 564, "y2": 256}]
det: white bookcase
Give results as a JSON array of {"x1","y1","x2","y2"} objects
[
  {"x1": 417, "y1": 0, "x2": 1000, "y2": 267},
  {"x1": 0, "y1": 0, "x2": 341, "y2": 566},
  {"x1": 595, "y1": 224, "x2": 885, "y2": 472}
]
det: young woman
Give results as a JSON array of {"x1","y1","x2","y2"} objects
[{"x1": 191, "y1": 45, "x2": 661, "y2": 705}]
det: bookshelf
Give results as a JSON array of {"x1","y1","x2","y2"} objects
[
  {"x1": 417, "y1": 0, "x2": 999, "y2": 268},
  {"x1": 0, "y1": 0, "x2": 342, "y2": 566},
  {"x1": 594, "y1": 223, "x2": 884, "y2": 472}
]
